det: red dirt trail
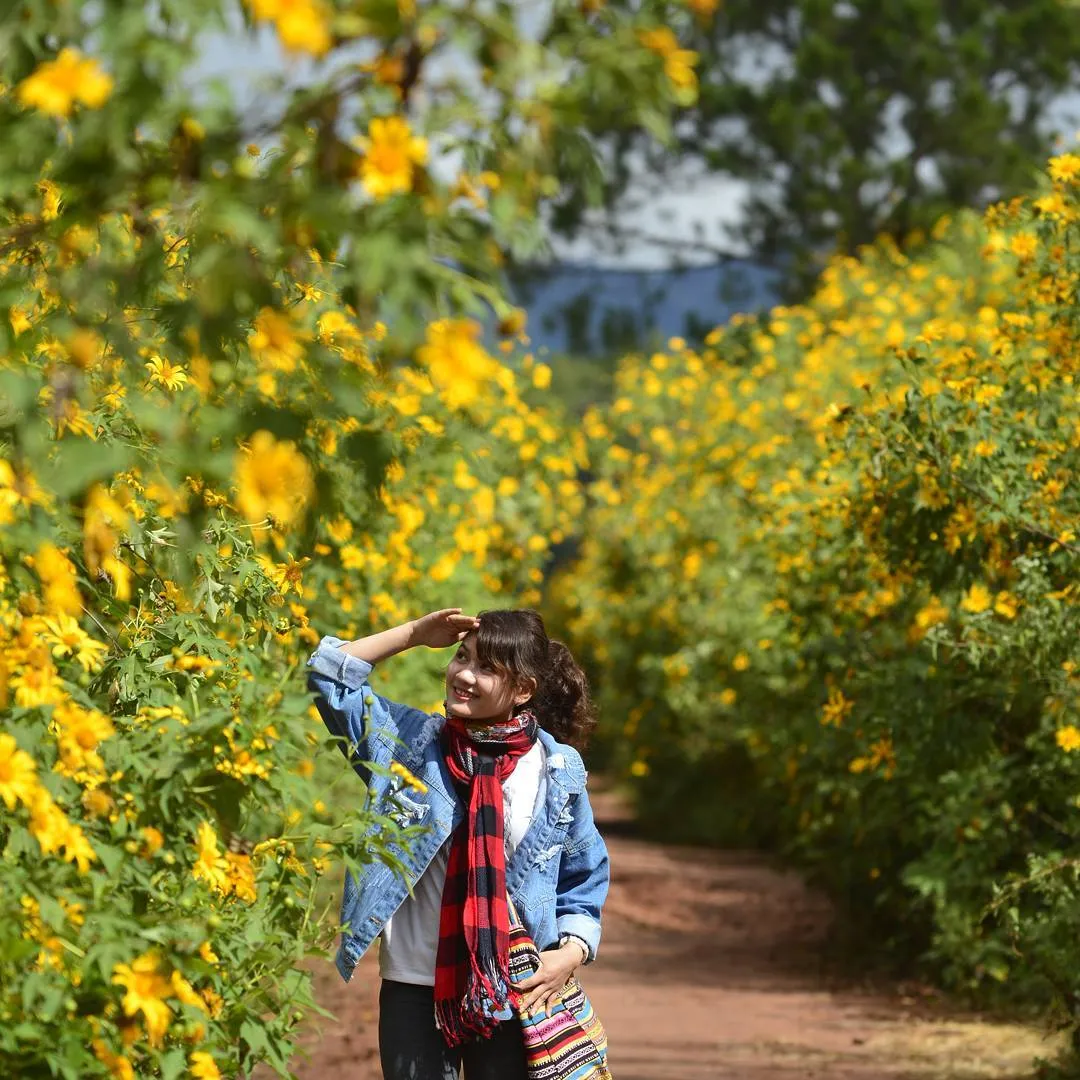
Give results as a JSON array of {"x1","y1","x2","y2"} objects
[{"x1": 286, "y1": 790, "x2": 1062, "y2": 1080}]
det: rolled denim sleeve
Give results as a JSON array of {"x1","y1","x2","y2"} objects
[
  {"x1": 306, "y1": 635, "x2": 378, "y2": 757},
  {"x1": 305, "y1": 635, "x2": 435, "y2": 777},
  {"x1": 555, "y1": 789, "x2": 609, "y2": 963}
]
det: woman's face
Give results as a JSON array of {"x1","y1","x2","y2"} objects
[{"x1": 445, "y1": 633, "x2": 534, "y2": 723}]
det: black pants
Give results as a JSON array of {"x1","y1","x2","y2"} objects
[{"x1": 378, "y1": 980, "x2": 527, "y2": 1080}]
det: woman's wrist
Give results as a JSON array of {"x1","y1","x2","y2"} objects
[{"x1": 559, "y1": 934, "x2": 589, "y2": 966}]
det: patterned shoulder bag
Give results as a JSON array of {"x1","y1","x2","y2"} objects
[{"x1": 507, "y1": 898, "x2": 614, "y2": 1080}]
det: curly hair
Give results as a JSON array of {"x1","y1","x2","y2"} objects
[{"x1": 472, "y1": 608, "x2": 597, "y2": 748}]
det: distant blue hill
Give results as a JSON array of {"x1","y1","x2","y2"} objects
[{"x1": 505, "y1": 259, "x2": 780, "y2": 355}]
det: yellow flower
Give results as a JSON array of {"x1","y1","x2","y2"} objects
[
  {"x1": 58, "y1": 819, "x2": 97, "y2": 872},
  {"x1": 1055, "y1": 725, "x2": 1080, "y2": 753},
  {"x1": 234, "y1": 430, "x2": 315, "y2": 529},
  {"x1": 821, "y1": 686, "x2": 854, "y2": 727},
  {"x1": 637, "y1": 27, "x2": 698, "y2": 94},
  {"x1": 326, "y1": 517, "x2": 355, "y2": 546},
  {"x1": 0, "y1": 734, "x2": 39, "y2": 810},
  {"x1": 1009, "y1": 232, "x2": 1038, "y2": 261},
  {"x1": 429, "y1": 552, "x2": 459, "y2": 582},
  {"x1": 111, "y1": 952, "x2": 174, "y2": 1045},
  {"x1": 144, "y1": 355, "x2": 189, "y2": 391},
  {"x1": 389, "y1": 760, "x2": 429, "y2": 794},
  {"x1": 416, "y1": 320, "x2": 500, "y2": 409},
  {"x1": 249, "y1": 307, "x2": 306, "y2": 372},
  {"x1": 993, "y1": 591, "x2": 1019, "y2": 619},
  {"x1": 10, "y1": 662, "x2": 65, "y2": 709},
  {"x1": 54, "y1": 701, "x2": 115, "y2": 765},
  {"x1": 192, "y1": 821, "x2": 229, "y2": 893},
  {"x1": 170, "y1": 970, "x2": 209, "y2": 1012},
  {"x1": 249, "y1": 0, "x2": 332, "y2": 56},
  {"x1": 92, "y1": 1039, "x2": 135, "y2": 1080},
  {"x1": 40, "y1": 613, "x2": 110, "y2": 672},
  {"x1": 190, "y1": 1051, "x2": 222, "y2": 1080},
  {"x1": 225, "y1": 851, "x2": 258, "y2": 902},
  {"x1": 38, "y1": 179, "x2": 62, "y2": 220},
  {"x1": 141, "y1": 826, "x2": 165, "y2": 856},
  {"x1": 198, "y1": 941, "x2": 220, "y2": 965},
  {"x1": 256, "y1": 553, "x2": 311, "y2": 597},
  {"x1": 17, "y1": 48, "x2": 113, "y2": 117},
  {"x1": 732, "y1": 652, "x2": 750, "y2": 672},
  {"x1": 81, "y1": 788, "x2": 115, "y2": 819},
  {"x1": 34, "y1": 542, "x2": 82, "y2": 615},
  {"x1": 1048, "y1": 153, "x2": 1080, "y2": 185},
  {"x1": 960, "y1": 583, "x2": 992, "y2": 614},
  {"x1": 28, "y1": 789, "x2": 68, "y2": 857},
  {"x1": 912, "y1": 596, "x2": 949, "y2": 636},
  {"x1": 357, "y1": 116, "x2": 429, "y2": 199}
]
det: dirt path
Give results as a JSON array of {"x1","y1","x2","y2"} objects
[{"x1": 289, "y1": 790, "x2": 1064, "y2": 1080}]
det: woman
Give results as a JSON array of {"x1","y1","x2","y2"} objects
[{"x1": 305, "y1": 606, "x2": 610, "y2": 1080}]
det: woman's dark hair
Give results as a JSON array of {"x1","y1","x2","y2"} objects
[{"x1": 473, "y1": 609, "x2": 596, "y2": 748}]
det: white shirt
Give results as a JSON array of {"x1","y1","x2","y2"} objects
[{"x1": 379, "y1": 740, "x2": 547, "y2": 986}]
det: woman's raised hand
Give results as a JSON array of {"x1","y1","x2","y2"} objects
[{"x1": 410, "y1": 608, "x2": 480, "y2": 649}]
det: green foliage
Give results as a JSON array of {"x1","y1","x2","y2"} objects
[
  {"x1": 557, "y1": 176, "x2": 1080, "y2": 1050},
  {"x1": 0, "y1": 1, "x2": 690, "y2": 1076},
  {"x1": 570, "y1": 0, "x2": 1080, "y2": 293}
]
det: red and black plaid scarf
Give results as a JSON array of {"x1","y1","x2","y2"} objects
[{"x1": 434, "y1": 709, "x2": 539, "y2": 1047}]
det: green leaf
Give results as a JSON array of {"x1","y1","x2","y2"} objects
[
  {"x1": 39, "y1": 441, "x2": 132, "y2": 500},
  {"x1": 159, "y1": 1048, "x2": 188, "y2": 1080},
  {"x1": 241, "y1": 1018, "x2": 271, "y2": 1058}
]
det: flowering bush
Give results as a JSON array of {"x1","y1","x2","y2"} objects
[
  {"x1": 0, "y1": 1, "x2": 703, "y2": 1076},
  {"x1": 557, "y1": 164, "x2": 1079, "y2": 1028}
]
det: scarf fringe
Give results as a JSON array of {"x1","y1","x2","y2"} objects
[{"x1": 434, "y1": 956, "x2": 519, "y2": 1047}]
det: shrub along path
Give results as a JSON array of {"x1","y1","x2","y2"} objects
[{"x1": 289, "y1": 788, "x2": 1063, "y2": 1079}]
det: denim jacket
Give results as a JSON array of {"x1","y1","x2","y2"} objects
[{"x1": 306, "y1": 635, "x2": 610, "y2": 983}]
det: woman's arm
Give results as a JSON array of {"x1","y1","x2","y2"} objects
[
  {"x1": 554, "y1": 790, "x2": 610, "y2": 963},
  {"x1": 305, "y1": 609, "x2": 479, "y2": 779},
  {"x1": 519, "y1": 789, "x2": 610, "y2": 1014},
  {"x1": 335, "y1": 608, "x2": 479, "y2": 664}
]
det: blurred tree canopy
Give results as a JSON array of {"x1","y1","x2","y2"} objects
[{"x1": 556, "y1": 0, "x2": 1080, "y2": 292}]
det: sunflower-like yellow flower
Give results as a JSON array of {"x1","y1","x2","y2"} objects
[
  {"x1": 144, "y1": 355, "x2": 189, "y2": 392},
  {"x1": 416, "y1": 319, "x2": 499, "y2": 410},
  {"x1": 17, "y1": 48, "x2": 113, "y2": 118},
  {"x1": 356, "y1": 116, "x2": 428, "y2": 200},
  {"x1": 637, "y1": 27, "x2": 698, "y2": 95},
  {"x1": 1056, "y1": 725, "x2": 1080, "y2": 753},
  {"x1": 233, "y1": 430, "x2": 315, "y2": 529},
  {"x1": 249, "y1": 307, "x2": 306, "y2": 372},
  {"x1": 0, "y1": 734, "x2": 39, "y2": 810},
  {"x1": 190, "y1": 1051, "x2": 222, "y2": 1080},
  {"x1": 960, "y1": 582, "x2": 992, "y2": 614},
  {"x1": 111, "y1": 952, "x2": 174, "y2": 1045},
  {"x1": 39, "y1": 613, "x2": 110, "y2": 672},
  {"x1": 192, "y1": 821, "x2": 229, "y2": 893},
  {"x1": 248, "y1": 0, "x2": 332, "y2": 56}
]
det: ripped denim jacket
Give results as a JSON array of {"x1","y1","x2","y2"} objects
[{"x1": 305, "y1": 635, "x2": 610, "y2": 983}]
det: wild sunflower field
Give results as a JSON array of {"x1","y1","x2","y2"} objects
[
  {"x1": 0, "y1": 2, "x2": 691, "y2": 1077},
  {"x1": 554, "y1": 169, "x2": 1080, "y2": 1026},
  {"x1": 5, "y1": 0, "x2": 1080, "y2": 1077}
]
